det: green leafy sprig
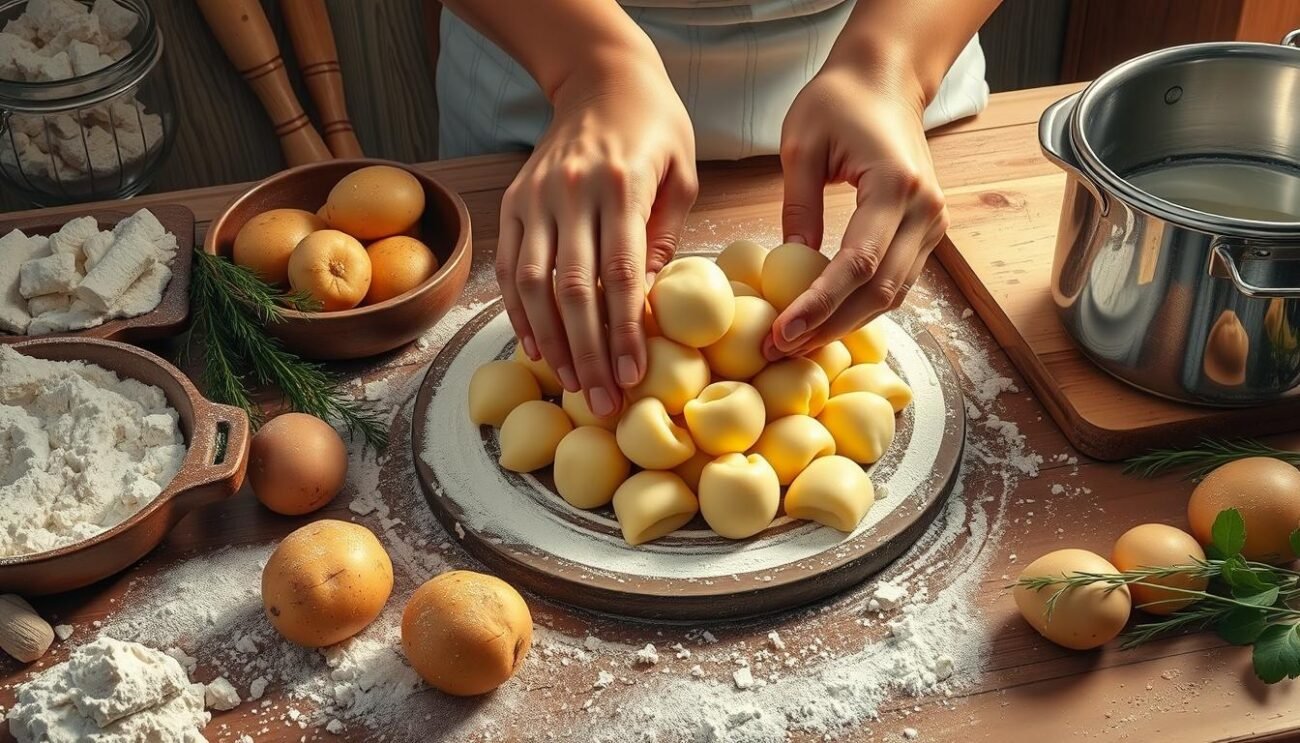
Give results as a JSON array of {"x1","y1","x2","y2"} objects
[
  {"x1": 1014, "y1": 509, "x2": 1300, "y2": 684},
  {"x1": 1124, "y1": 438, "x2": 1300, "y2": 480},
  {"x1": 184, "y1": 249, "x2": 388, "y2": 451}
]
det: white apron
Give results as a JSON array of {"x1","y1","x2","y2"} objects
[{"x1": 437, "y1": 0, "x2": 988, "y2": 160}]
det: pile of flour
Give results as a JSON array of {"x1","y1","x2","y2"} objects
[
  {"x1": 8, "y1": 637, "x2": 209, "y2": 743},
  {"x1": 0, "y1": 345, "x2": 185, "y2": 556}
]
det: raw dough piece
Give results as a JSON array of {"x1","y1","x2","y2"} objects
[
  {"x1": 673, "y1": 449, "x2": 714, "y2": 492},
  {"x1": 730, "y1": 281, "x2": 760, "y2": 298},
  {"x1": 498, "y1": 400, "x2": 573, "y2": 472},
  {"x1": 562, "y1": 389, "x2": 620, "y2": 431},
  {"x1": 702, "y1": 296, "x2": 776, "y2": 381},
  {"x1": 806, "y1": 341, "x2": 852, "y2": 381},
  {"x1": 760, "y1": 242, "x2": 828, "y2": 311},
  {"x1": 842, "y1": 319, "x2": 888, "y2": 364},
  {"x1": 715, "y1": 239, "x2": 768, "y2": 290},
  {"x1": 682, "y1": 381, "x2": 765, "y2": 455},
  {"x1": 752, "y1": 357, "x2": 829, "y2": 419},
  {"x1": 554, "y1": 427, "x2": 630, "y2": 509},
  {"x1": 817, "y1": 391, "x2": 895, "y2": 464},
  {"x1": 628, "y1": 336, "x2": 710, "y2": 415},
  {"x1": 642, "y1": 298, "x2": 662, "y2": 337},
  {"x1": 611, "y1": 471, "x2": 698, "y2": 546},
  {"x1": 512, "y1": 343, "x2": 564, "y2": 396},
  {"x1": 750, "y1": 415, "x2": 836, "y2": 485},
  {"x1": 830, "y1": 363, "x2": 913, "y2": 412},
  {"x1": 646, "y1": 257, "x2": 735, "y2": 347},
  {"x1": 616, "y1": 397, "x2": 696, "y2": 470},
  {"x1": 785, "y1": 455, "x2": 875, "y2": 532},
  {"x1": 698, "y1": 452, "x2": 780, "y2": 539},
  {"x1": 468, "y1": 360, "x2": 541, "y2": 427}
]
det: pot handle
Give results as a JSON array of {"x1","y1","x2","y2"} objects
[
  {"x1": 1283, "y1": 29, "x2": 1299, "y2": 47},
  {"x1": 1038, "y1": 93, "x2": 1108, "y2": 215},
  {"x1": 169, "y1": 401, "x2": 251, "y2": 518},
  {"x1": 1210, "y1": 241, "x2": 1300, "y2": 298}
]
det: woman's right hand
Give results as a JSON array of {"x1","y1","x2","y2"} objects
[{"x1": 497, "y1": 61, "x2": 698, "y2": 419}]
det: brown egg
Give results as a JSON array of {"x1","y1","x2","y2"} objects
[
  {"x1": 363, "y1": 236, "x2": 439, "y2": 305},
  {"x1": 249, "y1": 412, "x2": 348, "y2": 515},
  {"x1": 1014, "y1": 549, "x2": 1131, "y2": 650},
  {"x1": 401, "y1": 571, "x2": 533, "y2": 696},
  {"x1": 232, "y1": 208, "x2": 327, "y2": 286},
  {"x1": 325, "y1": 165, "x2": 425, "y2": 240},
  {"x1": 1111, "y1": 524, "x2": 1207, "y2": 615},
  {"x1": 1189, "y1": 457, "x2": 1300, "y2": 563}
]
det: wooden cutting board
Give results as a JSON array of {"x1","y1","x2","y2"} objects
[{"x1": 936, "y1": 167, "x2": 1300, "y2": 461}]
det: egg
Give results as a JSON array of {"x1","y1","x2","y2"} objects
[
  {"x1": 248, "y1": 413, "x2": 348, "y2": 516},
  {"x1": 1013, "y1": 549, "x2": 1131, "y2": 650},
  {"x1": 1111, "y1": 524, "x2": 1207, "y2": 615},
  {"x1": 324, "y1": 165, "x2": 426, "y2": 240},
  {"x1": 363, "y1": 236, "x2": 440, "y2": 305},
  {"x1": 1189, "y1": 457, "x2": 1300, "y2": 563},
  {"x1": 232, "y1": 208, "x2": 327, "y2": 286}
]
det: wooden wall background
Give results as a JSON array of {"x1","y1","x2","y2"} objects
[{"x1": 0, "y1": 0, "x2": 1075, "y2": 211}]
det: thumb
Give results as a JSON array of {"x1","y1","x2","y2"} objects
[
  {"x1": 780, "y1": 141, "x2": 827, "y2": 250},
  {"x1": 645, "y1": 163, "x2": 699, "y2": 277}
]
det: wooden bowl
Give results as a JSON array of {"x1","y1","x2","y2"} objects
[
  {"x1": 0, "y1": 338, "x2": 250, "y2": 595},
  {"x1": 204, "y1": 158, "x2": 472, "y2": 360},
  {"x1": 0, "y1": 204, "x2": 195, "y2": 344}
]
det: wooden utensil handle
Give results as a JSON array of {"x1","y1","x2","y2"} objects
[
  {"x1": 194, "y1": 0, "x2": 332, "y2": 166},
  {"x1": 281, "y1": 0, "x2": 363, "y2": 158}
]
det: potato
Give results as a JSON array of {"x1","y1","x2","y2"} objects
[{"x1": 261, "y1": 520, "x2": 394, "y2": 648}]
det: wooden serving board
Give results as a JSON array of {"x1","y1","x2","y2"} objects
[
  {"x1": 412, "y1": 301, "x2": 965, "y2": 621},
  {"x1": 937, "y1": 170, "x2": 1300, "y2": 461}
]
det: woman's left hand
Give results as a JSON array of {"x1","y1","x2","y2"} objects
[{"x1": 767, "y1": 61, "x2": 950, "y2": 359}]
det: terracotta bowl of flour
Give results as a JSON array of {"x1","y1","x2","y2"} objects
[
  {"x1": 204, "y1": 158, "x2": 473, "y2": 360},
  {"x1": 0, "y1": 338, "x2": 250, "y2": 595}
]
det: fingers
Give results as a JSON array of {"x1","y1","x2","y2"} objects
[
  {"x1": 601, "y1": 200, "x2": 649, "y2": 389},
  {"x1": 516, "y1": 215, "x2": 578, "y2": 392},
  {"x1": 644, "y1": 162, "x2": 698, "y2": 279},
  {"x1": 555, "y1": 210, "x2": 621, "y2": 417},
  {"x1": 779, "y1": 137, "x2": 828, "y2": 250},
  {"x1": 494, "y1": 213, "x2": 537, "y2": 359}
]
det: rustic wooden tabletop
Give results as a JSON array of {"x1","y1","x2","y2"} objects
[{"x1": 4, "y1": 83, "x2": 1299, "y2": 742}]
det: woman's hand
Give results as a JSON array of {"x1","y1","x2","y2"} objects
[
  {"x1": 497, "y1": 64, "x2": 698, "y2": 418},
  {"x1": 768, "y1": 61, "x2": 949, "y2": 359}
]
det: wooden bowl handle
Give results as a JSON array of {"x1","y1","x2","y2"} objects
[
  {"x1": 194, "y1": 0, "x2": 332, "y2": 167},
  {"x1": 280, "y1": 0, "x2": 363, "y2": 158},
  {"x1": 170, "y1": 401, "x2": 251, "y2": 518}
]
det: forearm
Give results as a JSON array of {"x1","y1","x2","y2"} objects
[
  {"x1": 827, "y1": 0, "x2": 1001, "y2": 106},
  {"x1": 438, "y1": 0, "x2": 661, "y2": 101}
]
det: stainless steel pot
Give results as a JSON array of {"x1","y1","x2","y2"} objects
[{"x1": 1040, "y1": 31, "x2": 1300, "y2": 405}]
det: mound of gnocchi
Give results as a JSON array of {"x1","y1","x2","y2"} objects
[{"x1": 467, "y1": 241, "x2": 913, "y2": 546}]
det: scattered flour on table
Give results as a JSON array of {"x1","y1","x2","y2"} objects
[{"x1": 0, "y1": 345, "x2": 185, "y2": 556}]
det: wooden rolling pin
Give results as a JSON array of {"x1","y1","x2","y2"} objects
[
  {"x1": 280, "y1": 0, "x2": 363, "y2": 158},
  {"x1": 194, "y1": 0, "x2": 332, "y2": 167}
]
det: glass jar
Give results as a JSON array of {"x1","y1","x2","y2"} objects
[{"x1": 0, "y1": 0, "x2": 176, "y2": 206}]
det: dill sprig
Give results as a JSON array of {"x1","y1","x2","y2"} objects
[
  {"x1": 184, "y1": 249, "x2": 388, "y2": 451},
  {"x1": 1123, "y1": 438, "x2": 1300, "y2": 479}
]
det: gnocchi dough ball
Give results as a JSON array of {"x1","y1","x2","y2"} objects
[
  {"x1": 730, "y1": 281, "x2": 761, "y2": 298},
  {"x1": 629, "y1": 337, "x2": 711, "y2": 415},
  {"x1": 1014, "y1": 549, "x2": 1131, "y2": 650},
  {"x1": 715, "y1": 239, "x2": 769, "y2": 290},
  {"x1": 842, "y1": 319, "x2": 888, "y2": 364},
  {"x1": 806, "y1": 341, "x2": 852, "y2": 381},
  {"x1": 469, "y1": 361, "x2": 542, "y2": 427},
  {"x1": 616, "y1": 397, "x2": 697, "y2": 469},
  {"x1": 647, "y1": 257, "x2": 736, "y2": 347},
  {"x1": 702, "y1": 296, "x2": 776, "y2": 381},
  {"x1": 612, "y1": 471, "x2": 699, "y2": 546},
  {"x1": 512, "y1": 344, "x2": 564, "y2": 396},
  {"x1": 785, "y1": 456, "x2": 874, "y2": 532},
  {"x1": 752, "y1": 358, "x2": 830, "y2": 419},
  {"x1": 673, "y1": 449, "x2": 715, "y2": 492},
  {"x1": 760, "y1": 242, "x2": 829, "y2": 311},
  {"x1": 698, "y1": 453, "x2": 780, "y2": 539},
  {"x1": 751, "y1": 415, "x2": 836, "y2": 485},
  {"x1": 498, "y1": 401, "x2": 573, "y2": 472},
  {"x1": 562, "y1": 390, "x2": 620, "y2": 431},
  {"x1": 683, "y1": 381, "x2": 766, "y2": 455},
  {"x1": 817, "y1": 392, "x2": 895, "y2": 464},
  {"x1": 554, "y1": 427, "x2": 630, "y2": 509},
  {"x1": 643, "y1": 299, "x2": 662, "y2": 337},
  {"x1": 830, "y1": 363, "x2": 913, "y2": 412}
]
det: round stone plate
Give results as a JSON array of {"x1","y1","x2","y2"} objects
[{"x1": 412, "y1": 300, "x2": 965, "y2": 620}]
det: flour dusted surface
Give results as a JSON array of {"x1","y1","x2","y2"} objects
[{"x1": 0, "y1": 346, "x2": 185, "y2": 556}]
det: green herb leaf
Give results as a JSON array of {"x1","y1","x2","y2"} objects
[
  {"x1": 1236, "y1": 586, "x2": 1282, "y2": 607},
  {"x1": 1204, "y1": 543, "x2": 1227, "y2": 561},
  {"x1": 1291, "y1": 528, "x2": 1300, "y2": 558},
  {"x1": 1212, "y1": 509, "x2": 1247, "y2": 558},
  {"x1": 1124, "y1": 439, "x2": 1300, "y2": 479},
  {"x1": 1221, "y1": 555, "x2": 1276, "y2": 593},
  {"x1": 1217, "y1": 607, "x2": 1269, "y2": 645},
  {"x1": 1253, "y1": 623, "x2": 1300, "y2": 684}
]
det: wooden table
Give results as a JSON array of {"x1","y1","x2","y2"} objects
[{"x1": 6, "y1": 84, "x2": 1300, "y2": 742}]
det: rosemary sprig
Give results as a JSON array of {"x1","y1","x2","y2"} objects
[
  {"x1": 184, "y1": 249, "x2": 388, "y2": 451},
  {"x1": 1123, "y1": 438, "x2": 1300, "y2": 479}
]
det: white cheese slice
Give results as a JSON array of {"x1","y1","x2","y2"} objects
[
  {"x1": 0, "y1": 230, "x2": 51, "y2": 333},
  {"x1": 74, "y1": 233, "x2": 154, "y2": 312},
  {"x1": 26, "y1": 292, "x2": 70, "y2": 317},
  {"x1": 19, "y1": 252, "x2": 79, "y2": 298}
]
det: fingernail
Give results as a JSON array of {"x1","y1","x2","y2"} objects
[
  {"x1": 762, "y1": 337, "x2": 785, "y2": 362},
  {"x1": 616, "y1": 355, "x2": 639, "y2": 387},
  {"x1": 557, "y1": 365, "x2": 579, "y2": 392},
  {"x1": 784, "y1": 235, "x2": 806, "y2": 246},
  {"x1": 589, "y1": 387, "x2": 616, "y2": 417},
  {"x1": 522, "y1": 335, "x2": 539, "y2": 360},
  {"x1": 782, "y1": 318, "x2": 807, "y2": 343}
]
